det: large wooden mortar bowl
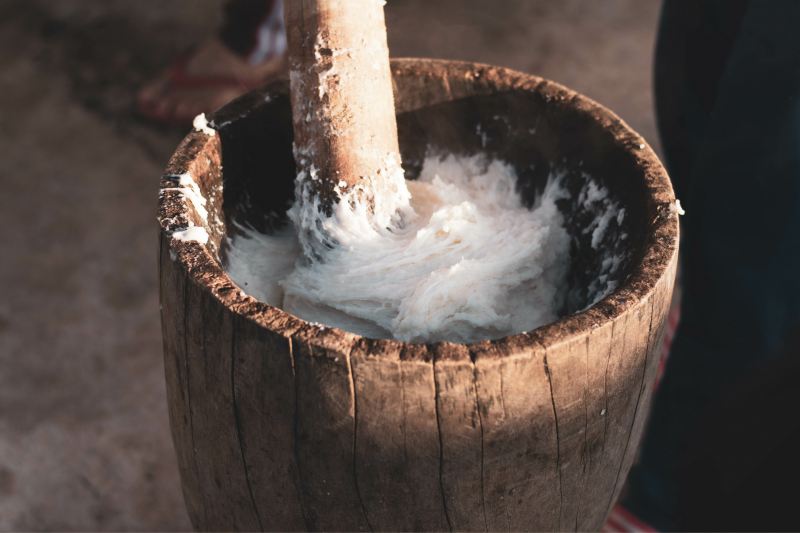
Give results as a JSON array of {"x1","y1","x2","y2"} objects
[{"x1": 158, "y1": 58, "x2": 678, "y2": 532}]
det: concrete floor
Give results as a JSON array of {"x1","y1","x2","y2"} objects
[{"x1": 0, "y1": 0, "x2": 662, "y2": 530}]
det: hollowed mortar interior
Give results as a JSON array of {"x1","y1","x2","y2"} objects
[{"x1": 212, "y1": 76, "x2": 651, "y2": 320}]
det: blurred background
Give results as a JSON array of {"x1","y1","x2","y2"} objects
[{"x1": 0, "y1": 0, "x2": 662, "y2": 529}]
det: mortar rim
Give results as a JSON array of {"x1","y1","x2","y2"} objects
[{"x1": 157, "y1": 57, "x2": 679, "y2": 361}]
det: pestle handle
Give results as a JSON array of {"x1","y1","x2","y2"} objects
[{"x1": 284, "y1": 0, "x2": 401, "y2": 215}]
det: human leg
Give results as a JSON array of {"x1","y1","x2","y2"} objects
[{"x1": 624, "y1": 1, "x2": 800, "y2": 529}]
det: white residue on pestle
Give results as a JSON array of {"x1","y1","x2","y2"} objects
[
  {"x1": 671, "y1": 199, "x2": 685, "y2": 215},
  {"x1": 193, "y1": 113, "x2": 216, "y2": 136},
  {"x1": 161, "y1": 172, "x2": 208, "y2": 221},
  {"x1": 289, "y1": 141, "x2": 413, "y2": 263},
  {"x1": 313, "y1": 34, "x2": 350, "y2": 100},
  {"x1": 226, "y1": 153, "x2": 574, "y2": 344},
  {"x1": 172, "y1": 226, "x2": 209, "y2": 244},
  {"x1": 307, "y1": 33, "x2": 388, "y2": 103}
]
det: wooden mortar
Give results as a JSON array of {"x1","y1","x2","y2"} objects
[{"x1": 158, "y1": 59, "x2": 678, "y2": 532}]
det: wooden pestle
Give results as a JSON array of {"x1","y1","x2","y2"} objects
[{"x1": 284, "y1": 0, "x2": 401, "y2": 217}]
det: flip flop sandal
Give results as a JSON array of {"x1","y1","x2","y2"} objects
[{"x1": 136, "y1": 52, "x2": 265, "y2": 126}]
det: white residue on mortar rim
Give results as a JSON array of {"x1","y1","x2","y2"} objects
[
  {"x1": 172, "y1": 225, "x2": 209, "y2": 245},
  {"x1": 161, "y1": 172, "x2": 209, "y2": 221},
  {"x1": 193, "y1": 113, "x2": 216, "y2": 136}
]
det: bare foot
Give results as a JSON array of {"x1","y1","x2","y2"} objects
[{"x1": 137, "y1": 38, "x2": 287, "y2": 125}]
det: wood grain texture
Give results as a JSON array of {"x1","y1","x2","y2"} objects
[
  {"x1": 350, "y1": 340, "x2": 449, "y2": 531},
  {"x1": 601, "y1": 241, "x2": 678, "y2": 527},
  {"x1": 230, "y1": 314, "x2": 307, "y2": 531},
  {"x1": 158, "y1": 59, "x2": 680, "y2": 531},
  {"x1": 432, "y1": 343, "x2": 486, "y2": 531},
  {"x1": 291, "y1": 326, "x2": 371, "y2": 532},
  {"x1": 184, "y1": 278, "x2": 262, "y2": 531},
  {"x1": 572, "y1": 318, "x2": 620, "y2": 532},
  {"x1": 159, "y1": 233, "x2": 206, "y2": 530},
  {"x1": 540, "y1": 291, "x2": 651, "y2": 532},
  {"x1": 472, "y1": 337, "x2": 561, "y2": 532}
]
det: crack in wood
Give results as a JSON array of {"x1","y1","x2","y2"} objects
[
  {"x1": 183, "y1": 277, "x2": 208, "y2": 528},
  {"x1": 604, "y1": 300, "x2": 656, "y2": 518},
  {"x1": 499, "y1": 364, "x2": 508, "y2": 422},
  {"x1": 543, "y1": 352, "x2": 564, "y2": 531},
  {"x1": 290, "y1": 338, "x2": 312, "y2": 531},
  {"x1": 158, "y1": 234, "x2": 163, "y2": 311},
  {"x1": 575, "y1": 337, "x2": 591, "y2": 531},
  {"x1": 432, "y1": 359, "x2": 453, "y2": 532},
  {"x1": 601, "y1": 322, "x2": 614, "y2": 457},
  {"x1": 400, "y1": 362, "x2": 409, "y2": 464},
  {"x1": 472, "y1": 364, "x2": 489, "y2": 532},
  {"x1": 347, "y1": 346, "x2": 374, "y2": 532},
  {"x1": 229, "y1": 317, "x2": 264, "y2": 531},
  {"x1": 500, "y1": 362, "x2": 513, "y2": 531}
]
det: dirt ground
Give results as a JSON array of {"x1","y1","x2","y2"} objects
[{"x1": 0, "y1": 0, "x2": 662, "y2": 530}]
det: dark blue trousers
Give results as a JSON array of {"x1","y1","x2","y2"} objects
[{"x1": 623, "y1": 1, "x2": 800, "y2": 530}]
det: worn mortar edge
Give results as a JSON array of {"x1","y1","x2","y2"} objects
[{"x1": 157, "y1": 58, "x2": 680, "y2": 360}]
